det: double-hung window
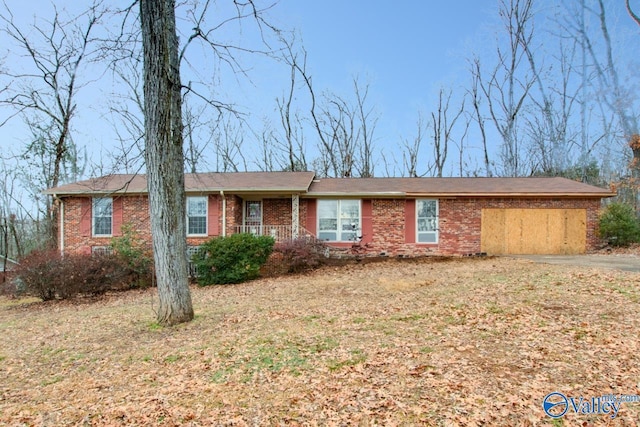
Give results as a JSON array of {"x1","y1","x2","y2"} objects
[
  {"x1": 187, "y1": 196, "x2": 207, "y2": 236},
  {"x1": 417, "y1": 199, "x2": 438, "y2": 243},
  {"x1": 92, "y1": 197, "x2": 113, "y2": 236},
  {"x1": 318, "y1": 199, "x2": 361, "y2": 242}
]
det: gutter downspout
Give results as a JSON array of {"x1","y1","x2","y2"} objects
[
  {"x1": 57, "y1": 195, "x2": 64, "y2": 256},
  {"x1": 220, "y1": 191, "x2": 226, "y2": 237}
]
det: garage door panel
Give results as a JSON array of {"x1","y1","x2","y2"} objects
[
  {"x1": 564, "y1": 209, "x2": 587, "y2": 252},
  {"x1": 481, "y1": 208, "x2": 586, "y2": 255},
  {"x1": 480, "y1": 209, "x2": 506, "y2": 255}
]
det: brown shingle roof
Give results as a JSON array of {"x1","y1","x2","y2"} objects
[
  {"x1": 45, "y1": 172, "x2": 316, "y2": 195},
  {"x1": 45, "y1": 173, "x2": 614, "y2": 198},
  {"x1": 306, "y1": 177, "x2": 614, "y2": 198}
]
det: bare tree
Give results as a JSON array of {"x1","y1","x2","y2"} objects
[
  {"x1": 468, "y1": 59, "x2": 493, "y2": 177},
  {"x1": 274, "y1": 38, "x2": 309, "y2": 172},
  {"x1": 558, "y1": 0, "x2": 639, "y2": 191},
  {"x1": 625, "y1": 0, "x2": 640, "y2": 186},
  {"x1": 105, "y1": 50, "x2": 146, "y2": 174},
  {"x1": 519, "y1": 16, "x2": 571, "y2": 175},
  {"x1": 475, "y1": 0, "x2": 537, "y2": 176},
  {"x1": 0, "y1": 163, "x2": 21, "y2": 280},
  {"x1": 184, "y1": 99, "x2": 218, "y2": 173},
  {"x1": 318, "y1": 93, "x2": 357, "y2": 177},
  {"x1": 401, "y1": 113, "x2": 426, "y2": 177},
  {"x1": 399, "y1": 89, "x2": 464, "y2": 178},
  {"x1": 140, "y1": 0, "x2": 193, "y2": 325},
  {"x1": 0, "y1": 2, "x2": 104, "y2": 247},
  {"x1": 428, "y1": 88, "x2": 465, "y2": 177},
  {"x1": 0, "y1": 158, "x2": 48, "y2": 268},
  {"x1": 307, "y1": 80, "x2": 378, "y2": 178},
  {"x1": 592, "y1": 0, "x2": 638, "y2": 139},
  {"x1": 453, "y1": 114, "x2": 472, "y2": 177},
  {"x1": 213, "y1": 117, "x2": 248, "y2": 172},
  {"x1": 627, "y1": 0, "x2": 640, "y2": 26},
  {"x1": 353, "y1": 77, "x2": 377, "y2": 178},
  {"x1": 256, "y1": 124, "x2": 278, "y2": 172},
  {"x1": 138, "y1": 0, "x2": 283, "y2": 325}
]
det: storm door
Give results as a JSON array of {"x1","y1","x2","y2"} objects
[{"x1": 244, "y1": 200, "x2": 262, "y2": 235}]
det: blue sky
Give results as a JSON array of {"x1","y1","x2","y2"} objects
[
  {"x1": 1, "y1": 0, "x2": 639, "y2": 178},
  {"x1": 279, "y1": 1, "x2": 492, "y2": 136},
  {"x1": 195, "y1": 0, "x2": 502, "y2": 172},
  {"x1": 284, "y1": 1, "x2": 490, "y2": 89}
]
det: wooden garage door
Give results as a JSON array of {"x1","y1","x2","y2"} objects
[{"x1": 481, "y1": 208, "x2": 586, "y2": 255}]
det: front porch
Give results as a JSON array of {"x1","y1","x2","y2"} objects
[{"x1": 227, "y1": 195, "x2": 309, "y2": 243}]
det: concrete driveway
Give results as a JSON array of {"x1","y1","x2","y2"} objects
[{"x1": 512, "y1": 254, "x2": 640, "y2": 272}]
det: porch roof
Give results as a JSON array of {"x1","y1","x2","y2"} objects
[
  {"x1": 44, "y1": 172, "x2": 316, "y2": 196},
  {"x1": 305, "y1": 177, "x2": 615, "y2": 198}
]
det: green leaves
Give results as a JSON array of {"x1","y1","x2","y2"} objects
[
  {"x1": 598, "y1": 202, "x2": 640, "y2": 246},
  {"x1": 192, "y1": 233, "x2": 275, "y2": 285}
]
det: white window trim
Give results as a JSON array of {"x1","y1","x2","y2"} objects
[
  {"x1": 317, "y1": 199, "x2": 362, "y2": 242},
  {"x1": 186, "y1": 196, "x2": 208, "y2": 236},
  {"x1": 416, "y1": 199, "x2": 439, "y2": 244},
  {"x1": 92, "y1": 197, "x2": 113, "y2": 237}
]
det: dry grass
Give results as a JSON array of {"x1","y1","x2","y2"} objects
[{"x1": 1, "y1": 256, "x2": 640, "y2": 426}]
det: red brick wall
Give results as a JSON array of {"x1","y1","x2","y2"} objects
[
  {"x1": 263, "y1": 198, "x2": 292, "y2": 226},
  {"x1": 437, "y1": 197, "x2": 602, "y2": 255},
  {"x1": 63, "y1": 195, "x2": 300, "y2": 254},
  {"x1": 63, "y1": 196, "x2": 152, "y2": 254},
  {"x1": 300, "y1": 197, "x2": 603, "y2": 256},
  {"x1": 62, "y1": 195, "x2": 604, "y2": 257}
]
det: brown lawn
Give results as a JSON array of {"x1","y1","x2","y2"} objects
[{"x1": 1, "y1": 256, "x2": 640, "y2": 426}]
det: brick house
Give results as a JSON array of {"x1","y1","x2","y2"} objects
[{"x1": 45, "y1": 171, "x2": 614, "y2": 257}]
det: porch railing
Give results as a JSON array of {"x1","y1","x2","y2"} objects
[{"x1": 233, "y1": 224, "x2": 315, "y2": 242}]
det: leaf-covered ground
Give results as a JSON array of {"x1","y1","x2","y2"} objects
[{"x1": 1, "y1": 256, "x2": 640, "y2": 426}]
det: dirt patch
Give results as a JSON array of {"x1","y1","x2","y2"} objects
[{"x1": 1, "y1": 257, "x2": 640, "y2": 425}]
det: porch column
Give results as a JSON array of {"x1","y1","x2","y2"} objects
[{"x1": 291, "y1": 194, "x2": 299, "y2": 239}]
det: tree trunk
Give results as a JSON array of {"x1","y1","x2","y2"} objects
[{"x1": 140, "y1": 0, "x2": 194, "y2": 325}]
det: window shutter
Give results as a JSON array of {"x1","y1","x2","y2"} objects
[
  {"x1": 404, "y1": 199, "x2": 416, "y2": 243},
  {"x1": 112, "y1": 197, "x2": 124, "y2": 236},
  {"x1": 208, "y1": 195, "x2": 220, "y2": 236},
  {"x1": 361, "y1": 199, "x2": 373, "y2": 244},
  {"x1": 305, "y1": 199, "x2": 317, "y2": 236},
  {"x1": 80, "y1": 198, "x2": 92, "y2": 237}
]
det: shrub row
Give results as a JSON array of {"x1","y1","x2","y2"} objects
[
  {"x1": 14, "y1": 250, "x2": 153, "y2": 301},
  {"x1": 9, "y1": 233, "x2": 328, "y2": 300},
  {"x1": 191, "y1": 234, "x2": 329, "y2": 285}
]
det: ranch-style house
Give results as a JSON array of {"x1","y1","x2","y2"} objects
[{"x1": 44, "y1": 171, "x2": 615, "y2": 257}]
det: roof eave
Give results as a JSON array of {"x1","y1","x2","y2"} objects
[
  {"x1": 46, "y1": 188, "x2": 311, "y2": 196},
  {"x1": 43, "y1": 189, "x2": 147, "y2": 196},
  {"x1": 186, "y1": 187, "x2": 310, "y2": 194},
  {"x1": 405, "y1": 192, "x2": 616, "y2": 198},
  {"x1": 304, "y1": 192, "x2": 406, "y2": 198}
]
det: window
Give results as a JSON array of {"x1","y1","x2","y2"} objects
[
  {"x1": 318, "y1": 199, "x2": 361, "y2": 242},
  {"x1": 92, "y1": 246, "x2": 113, "y2": 256},
  {"x1": 417, "y1": 199, "x2": 438, "y2": 243},
  {"x1": 187, "y1": 196, "x2": 207, "y2": 235},
  {"x1": 92, "y1": 198, "x2": 113, "y2": 236}
]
